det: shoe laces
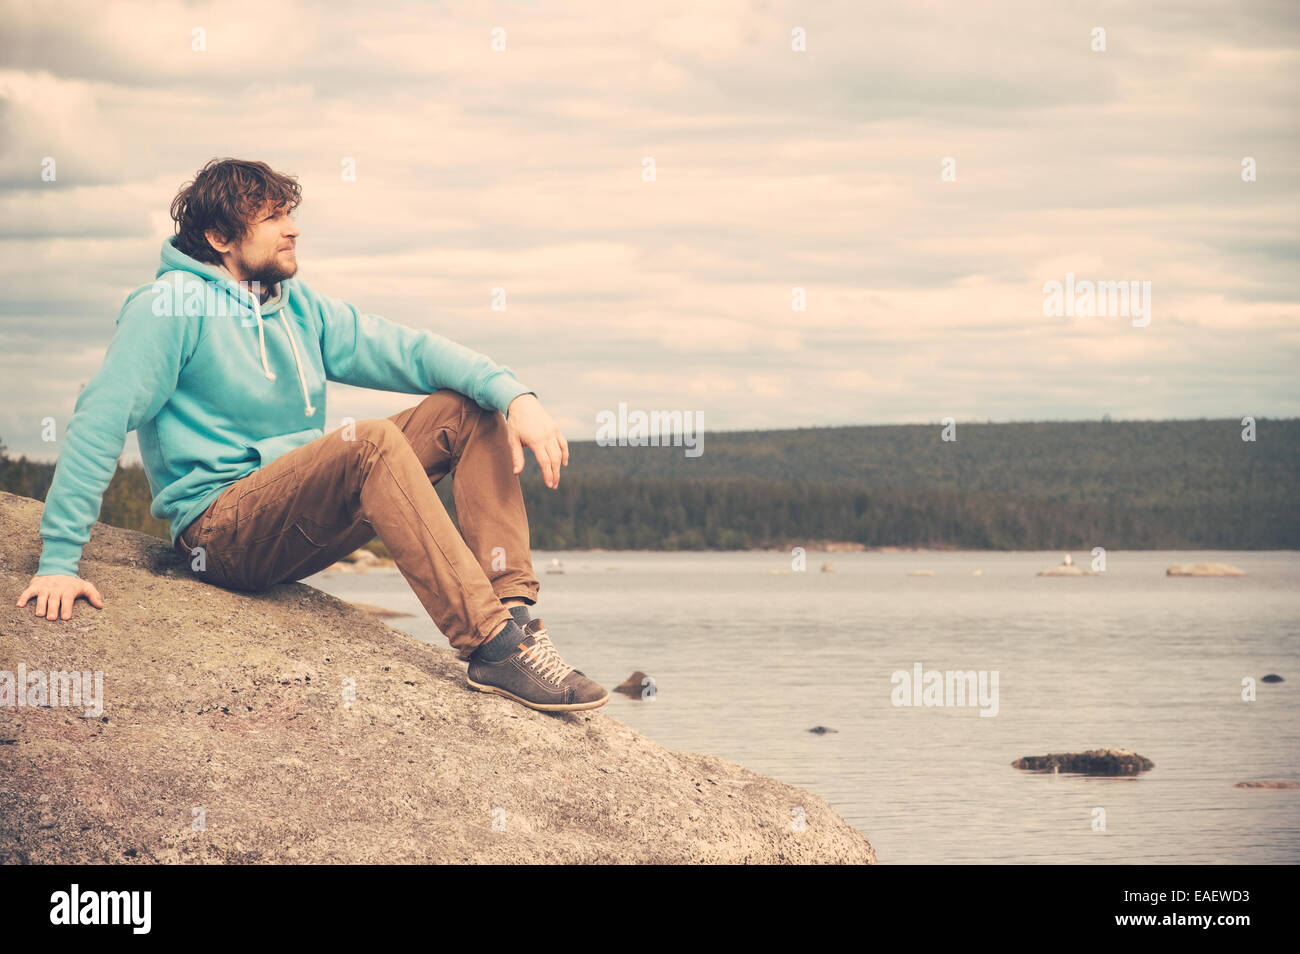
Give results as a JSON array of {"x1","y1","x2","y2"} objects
[{"x1": 517, "y1": 627, "x2": 576, "y2": 686}]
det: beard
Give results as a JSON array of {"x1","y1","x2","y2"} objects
[{"x1": 237, "y1": 247, "x2": 298, "y2": 290}]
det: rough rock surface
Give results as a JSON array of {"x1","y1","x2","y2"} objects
[
  {"x1": 0, "y1": 492, "x2": 875, "y2": 864},
  {"x1": 1011, "y1": 748, "x2": 1155, "y2": 775}
]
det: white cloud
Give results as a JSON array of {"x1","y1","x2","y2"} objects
[{"x1": 1, "y1": 0, "x2": 1297, "y2": 463}]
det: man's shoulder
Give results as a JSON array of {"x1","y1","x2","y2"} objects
[
  {"x1": 283, "y1": 276, "x2": 328, "y2": 313},
  {"x1": 126, "y1": 270, "x2": 212, "y2": 307}
]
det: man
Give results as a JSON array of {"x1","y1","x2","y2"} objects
[{"x1": 16, "y1": 157, "x2": 608, "y2": 713}]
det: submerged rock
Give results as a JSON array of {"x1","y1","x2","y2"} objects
[
  {"x1": 1166, "y1": 563, "x2": 1245, "y2": 577},
  {"x1": 1012, "y1": 748, "x2": 1154, "y2": 775},
  {"x1": 0, "y1": 491, "x2": 874, "y2": 864},
  {"x1": 807, "y1": 726, "x2": 838, "y2": 735},
  {"x1": 1234, "y1": 780, "x2": 1300, "y2": 789}
]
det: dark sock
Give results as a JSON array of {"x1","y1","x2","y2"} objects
[
  {"x1": 471, "y1": 618, "x2": 526, "y2": 663},
  {"x1": 506, "y1": 603, "x2": 532, "y2": 629}
]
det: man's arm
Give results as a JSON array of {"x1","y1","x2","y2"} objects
[
  {"x1": 315, "y1": 294, "x2": 535, "y2": 415},
  {"x1": 35, "y1": 287, "x2": 194, "y2": 578},
  {"x1": 313, "y1": 291, "x2": 569, "y2": 486}
]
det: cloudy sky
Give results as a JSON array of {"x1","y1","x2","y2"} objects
[{"x1": 1, "y1": 0, "x2": 1296, "y2": 464}]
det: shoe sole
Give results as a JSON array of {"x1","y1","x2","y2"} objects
[{"x1": 466, "y1": 677, "x2": 610, "y2": 712}]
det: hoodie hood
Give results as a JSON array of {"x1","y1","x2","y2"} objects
[{"x1": 157, "y1": 235, "x2": 315, "y2": 416}]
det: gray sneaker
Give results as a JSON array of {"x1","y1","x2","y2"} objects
[{"x1": 466, "y1": 618, "x2": 610, "y2": 712}]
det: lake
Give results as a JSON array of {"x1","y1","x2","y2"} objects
[{"x1": 303, "y1": 549, "x2": 1299, "y2": 864}]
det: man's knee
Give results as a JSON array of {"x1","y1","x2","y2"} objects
[
  {"x1": 353, "y1": 417, "x2": 407, "y2": 450},
  {"x1": 414, "y1": 389, "x2": 498, "y2": 446},
  {"x1": 426, "y1": 388, "x2": 484, "y2": 421}
]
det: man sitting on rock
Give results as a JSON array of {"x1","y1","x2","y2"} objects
[{"x1": 16, "y1": 157, "x2": 609, "y2": 713}]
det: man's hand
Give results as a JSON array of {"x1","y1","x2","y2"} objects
[
  {"x1": 16, "y1": 575, "x2": 104, "y2": 621},
  {"x1": 505, "y1": 393, "x2": 569, "y2": 489}
]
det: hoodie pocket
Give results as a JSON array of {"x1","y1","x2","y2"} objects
[{"x1": 251, "y1": 429, "x2": 323, "y2": 468}]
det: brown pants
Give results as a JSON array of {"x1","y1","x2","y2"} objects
[{"x1": 173, "y1": 389, "x2": 540, "y2": 659}]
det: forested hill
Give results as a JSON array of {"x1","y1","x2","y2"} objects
[
  {"x1": 561, "y1": 418, "x2": 1295, "y2": 509},
  {"x1": 509, "y1": 418, "x2": 1299, "y2": 549},
  {"x1": 2, "y1": 418, "x2": 1296, "y2": 551}
]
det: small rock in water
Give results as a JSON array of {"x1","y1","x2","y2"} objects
[
  {"x1": 808, "y1": 726, "x2": 838, "y2": 735},
  {"x1": 1166, "y1": 562, "x2": 1245, "y2": 577},
  {"x1": 1012, "y1": 748, "x2": 1154, "y2": 775},
  {"x1": 614, "y1": 671, "x2": 653, "y2": 698},
  {"x1": 1261, "y1": 674, "x2": 1285, "y2": 683},
  {"x1": 1038, "y1": 562, "x2": 1096, "y2": 576}
]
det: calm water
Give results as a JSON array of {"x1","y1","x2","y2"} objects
[{"x1": 305, "y1": 550, "x2": 1300, "y2": 864}]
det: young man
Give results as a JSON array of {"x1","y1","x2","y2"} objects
[{"x1": 16, "y1": 157, "x2": 608, "y2": 713}]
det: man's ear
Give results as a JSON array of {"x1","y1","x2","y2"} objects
[{"x1": 205, "y1": 227, "x2": 232, "y2": 256}]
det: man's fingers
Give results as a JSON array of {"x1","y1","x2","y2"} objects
[
  {"x1": 541, "y1": 442, "x2": 558, "y2": 488},
  {"x1": 16, "y1": 581, "x2": 100, "y2": 618},
  {"x1": 558, "y1": 431, "x2": 569, "y2": 467},
  {"x1": 531, "y1": 440, "x2": 556, "y2": 488},
  {"x1": 549, "y1": 435, "x2": 564, "y2": 486},
  {"x1": 508, "y1": 428, "x2": 525, "y2": 475}
]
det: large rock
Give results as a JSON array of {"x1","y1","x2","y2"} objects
[
  {"x1": 0, "y1": 492, "x2": 874, "y2": 864},
  {"x1": 1012, "y1": 748, "x2": 1154, "y2": 775}
]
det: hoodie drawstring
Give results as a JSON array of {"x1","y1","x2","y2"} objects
[
  {"x1": 277, "y1": 308, "x2": 316, "y2": 417},
  {"x1": 256, "y1": 307, "x2": 275, "y2": 381},
  {"x1": 252, "y1": 294, "x2": 316, "y2": 418}
]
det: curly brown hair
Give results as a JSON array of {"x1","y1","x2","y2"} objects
[{"x1": 169, "y1": 158, "x2": 302, "y2": 264}]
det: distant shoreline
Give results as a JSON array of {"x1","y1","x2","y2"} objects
[{"x1": 532, "y1": 545, "x2": 1299, "y2": 554}]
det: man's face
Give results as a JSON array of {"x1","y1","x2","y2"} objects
[{"x1": 216, "y1": 200, "x2": 300, "y2": 287}]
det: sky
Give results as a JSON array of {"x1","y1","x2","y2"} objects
[{"x1": 1, "y1": 0, "x2": 1297, "y2": 464}]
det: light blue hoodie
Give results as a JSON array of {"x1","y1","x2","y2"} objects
[{"x1": 36, "y1": 235, "x2": 534, "y2": 578}]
